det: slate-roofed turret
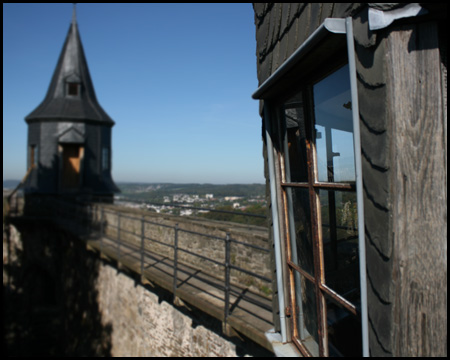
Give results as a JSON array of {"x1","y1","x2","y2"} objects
[
  {"x1": 25, "y1": 7, "x2": 113, "y2": 124},
  {"x1": 24, "y1": 5, "x2": 119, "y2": 201}
]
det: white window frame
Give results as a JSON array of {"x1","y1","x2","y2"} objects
[{"x1": 253, "y1": 18, "x2": 369, "y2": 357}]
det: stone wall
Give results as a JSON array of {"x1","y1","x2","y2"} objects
[
  {"x1": 3, "y1": 209, "x2": 272, "y2": 356},
  {"x1": 4, "y1": 218, "x2": 111, "y2": 356},
  {"x1": 96, "y1": 262, "x2": 254, "y2": 357}
]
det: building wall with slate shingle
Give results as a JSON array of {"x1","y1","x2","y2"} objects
[
  {"x1": 24, "y1": 13, "x2": 118, "y2": 198},
  {"x1": 24, "y1": 121, "x2": 116, "y2": 196},
  {"x1": 253, "y1": 3, "x2": 447, "y2": 357}
]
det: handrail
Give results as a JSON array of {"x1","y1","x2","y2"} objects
[
  {"x1": 6, "y1": 165, "x2": 34, "y2": 215},
  {"x1": 36, "y1": 198, "x2": 272, "y2": 329}
]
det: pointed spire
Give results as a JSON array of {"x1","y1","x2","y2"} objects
[
  {"x1": 72, "y1": 3, "x2": 77, "y2": 25},
  {"x1": 25, "y1": 4, "x2": 114, "y2": 125}
]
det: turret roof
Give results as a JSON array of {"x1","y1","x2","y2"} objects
[{"x1": 25, "y1": 7, "x2": 114, "y2": 125}]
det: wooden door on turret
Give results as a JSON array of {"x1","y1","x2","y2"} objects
[{"x1": 62, "y1": 144, "x2": 83, "y2": 189}]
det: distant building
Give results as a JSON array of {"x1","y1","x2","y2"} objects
[
  {"x1": 180, "y1": 209, "x2": 193, "y2": 216},
  {"x1": 23, "y1": 6, "x2": 119, "y2": 202},
  {"x1": 224, "y1": 196, "x2": 241, "y2": 201}
]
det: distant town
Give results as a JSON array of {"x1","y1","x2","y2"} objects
[
  {"x1": 116, "y1": 183, "x2": 267, "y2": 226},
  {"x1": 4, "y1": 181, "x2": 268, "y2": 226}
]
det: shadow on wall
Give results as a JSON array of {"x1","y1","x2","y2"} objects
[{"x1": 3, "y1": 216, "x2": 112, "y2": 356}]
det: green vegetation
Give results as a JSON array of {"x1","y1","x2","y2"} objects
[
  {"x1": 117, "y1": 183, "x2": 266, "y2": 203},
  {"x1": 198, "y1": 204, "x2": 267, "y2": 227}
]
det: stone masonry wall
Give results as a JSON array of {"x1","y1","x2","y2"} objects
[
  {"x1": 96, "y1": 262, "x2": 247, "y2": 357},
  {"x1": 4, "y1": 205, "x2": 272, "y2": 356}
]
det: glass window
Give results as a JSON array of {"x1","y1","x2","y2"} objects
[
  {"x1": 282, "y1": 91, "x2": 308, "y2": 183},
  {"x1": 314, "y1": 65, "x2": 355, "y2": 183},
  {"x1": 29, "y1": 145, "x2": 38, "y2": 168},
  {"x1": 67, "y1": 82, "x2": 79, "y2": 96},
  {"x1": 102, "y1": 147, "x2": 109, "y2": 171},
  {"x1": 320, "y1": 189, "x2": 359, "y2": 304},
  {"x1": 326, "y1": 294, "x2": 362, "y2": 357},
  {"x1": 278, "y1": 64, "x2": 362, "y2": 357},
  {"x1": 294, "y1": 275, "x2": 319, "y2": 355},
  {"x1": 286, "y1": 187, "x2": 314, "y2": 276}
]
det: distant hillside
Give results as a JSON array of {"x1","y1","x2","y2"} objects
[
  {"x1": 3, "y1": 180, "x2": 20, "y2": 189},
  {"x1": 117, "y1": 183, "x2": 266, "y2": 202},
  {"x1": 2, "y1": 181, "x2": 267, "y2": 196}
]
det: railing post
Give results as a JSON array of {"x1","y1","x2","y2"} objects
[
  {"x1": 87, "y1": 204, "x2": 91, "y2": 235},
  {"x1": 173, "y1": 224, "x2": 179, "y2": 298},
  {"x1": 140, "y1": 215, "x2": 145, "y2": 275},
  {"x1": 100, "y1": 206, "x2": 104, "y2": 253},
  {"x1": 224, "y1": 232, "x2": 231, "y2": 325},
  {"x1": 117, "y1": 212, "x2": 121, "y2": 262},
  {"x1": 84, "y1": 204, "x2": 89, "y2": 235},
  {"x1": 81, "y1": 203, "x2": 85, "y2": 234}
]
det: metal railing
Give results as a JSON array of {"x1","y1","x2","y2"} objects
[
  {"x1": 5, "y1": 166, "x2": 34, "y2": 217},
  {"x1": 38, "y1": 198, "x2": 272, "y2": 327}
]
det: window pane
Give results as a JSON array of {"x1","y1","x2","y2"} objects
[
  {"x1": 34, "y1": 146, "x2": 38, "y2": 166},
  {"x1": 29, "y1": 145, "x2": 38, "y2": 168},
  {"x1": 68, "y1": 82, "x2": 79, "y2": 96},
  {"x1": 102, "y1": 147, "x2": 109, "y2": 170},
  {"x1": 286, "y1": 187, "x2": 314, "y2": 276},
  {"x1": 326, "y1": 294, "x2": 362, "y2": 357},
  {"x1": 294, "y1": 273, "x2": 319, "y2": 356},
  {"x1": 282, "y1": 91, "x2": 308, "y2": 183},
  {"x1": 320, "y1": 190, "x2": 360, "y2": 304},
  {"x1": 314, "y1": 65, "x2": 355, "y2": 183}
]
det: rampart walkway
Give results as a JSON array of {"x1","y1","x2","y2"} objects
[{"x1": 8, "y1": 196, "x2": 274, "y2": 351}]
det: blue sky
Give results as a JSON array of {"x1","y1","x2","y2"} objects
[{"x1": 3, "y1": 3, "x2": 264, "y2": 184}]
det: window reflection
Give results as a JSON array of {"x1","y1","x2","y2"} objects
[
  {"x1": 320, "y1": 190, "x2": 360, "y2": 303},
  {"x1": 283, "y1": 91, "x2": 308, "y2": 183},
  {"x1": 287, "y1": 188, "x2": 314, "y2": 276},
  {"x1": 294, "y1": 274, "x2": 319, "y2": 356},
  {"x1": 326, "y1": 294, "x2": 362, "y2": 357},
  {"x1": 314, "y1": 65, "x2": 355, "y2": 183},
  {"x1": 102, "y1": 147, "x2": 109, "y2": 171}
]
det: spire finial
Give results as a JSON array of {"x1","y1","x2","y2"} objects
[{"x1": 72, "y1": 3, "x2": 77, "y2": 24}]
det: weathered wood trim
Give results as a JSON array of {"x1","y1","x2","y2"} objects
[{"x1": 386, "y1": 22, "x2": 447, "y2": 357}]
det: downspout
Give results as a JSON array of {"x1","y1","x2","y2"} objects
[
  {"x1": 264, "y1": 104, "x2": 288, "y2": 343},
  {"x1": 346, "y1": 17, "x2": 369, "y2": 357}
]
